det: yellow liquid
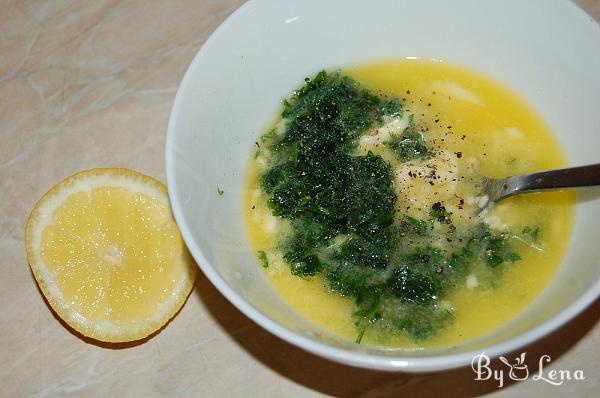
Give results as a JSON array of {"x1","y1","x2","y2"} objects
[{"x1": 244, "y1": 60, "x2": 574, "y2": 348}]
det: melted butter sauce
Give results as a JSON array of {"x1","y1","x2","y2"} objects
[{"x1": 244, "y1": 59, "x2": 574, "y2": 348}]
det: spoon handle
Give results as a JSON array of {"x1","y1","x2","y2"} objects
[{"x1": 506, "y1": 163, "x2": 600, "y2": 196}]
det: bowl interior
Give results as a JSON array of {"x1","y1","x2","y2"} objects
[{"x1": 166, "y1": 0, "x2": 600, "y2": 371}]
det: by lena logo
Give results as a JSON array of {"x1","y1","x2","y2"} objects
[{"x1": 471, "y1": 352, "x2": 585, "y2": 388}]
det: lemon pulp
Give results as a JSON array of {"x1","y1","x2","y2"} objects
[{"x1": 26, "y1": 168, "x2": 196, "y2": 342}]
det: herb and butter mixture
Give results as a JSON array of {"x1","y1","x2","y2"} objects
[{"x1": 245, "y1": 60, "x2": 574, "y2": 347}]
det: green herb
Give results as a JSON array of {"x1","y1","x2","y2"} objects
[
  {"x1": 274, "y1": 70, "x2": 402, "y2": 159},
  {"x1": 446, "y1": 243, "x2": 474, "y2": 276},
  {"x1": 261, "y1": 128, "x2": 279, "y2": 144},
  {"x1": 522, "y1": 225, "x2": 540, "y2": 242},
  {"x1": 257, "y1": 250, "x2": 269, "y2": 268},
  {"x1": 471, "y1": 223, "x2": 521, "y2": 268},
  {"x1": 258, "y1": 70, "x2": 521, "y2": 343},
  {"x1": 387, "y1": 128, "x2": 432, "y2": 163},
  {"x1": 399, "y1": 216, "x2": 429, "y2": 237},
  {"x1": 217, "y1": 187, "x2": 224, "y2": 196},
  {"x1": 378, "y1": 302, "x2": 454, "y2": 341},
  {"x1": 285, "y1": 250, "x2": 323, "y2": 277}
]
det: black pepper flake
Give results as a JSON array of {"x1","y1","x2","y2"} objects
[
  {"x1": 435, "y1": 119, "x2": 439, "y2": 123},
  {"x1": 427, "y1": 103, "x2": 431, "y2": 106},
  {"x1": 456, "y1": 151, "x2": 462, "y2": 158},
  {"x1": 251, "y1": 205, "x2": 256, "y2": 210},
  {"x1": 461, "y1": 134, "x2": 466, "y2": 140},
  {"x1": 447, "y1": 126, "x2": 452, "y2": 129},
  {"x1": 406, "y1": 89, "x2": 411, "y2": 95},
  {"x1": 420, "y1": 254, "x2": 431, "y2": 264}
]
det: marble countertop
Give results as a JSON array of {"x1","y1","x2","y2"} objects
[{"x1": 1, "y1": 1, "x2": 599, "y2": 397}]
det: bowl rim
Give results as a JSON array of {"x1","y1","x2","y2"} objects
[{"x1": 165, "y1": 0, "x2": 600, "y2": 372}]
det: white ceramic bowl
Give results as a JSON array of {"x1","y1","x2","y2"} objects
[{"x1": 166, "y1": 0, "x2": 600, "y2": 371}]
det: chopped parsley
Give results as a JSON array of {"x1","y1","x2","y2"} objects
[
  {"x1": 257, "y1": 251, "x2": 269, "y2": 268},
  {"x1": 522, "y1": 225, "x2": 540, "y2": 242},
  {"x1": 388, "y1": 131, "x2": 432, "y2": 163},
  {"x1": 256, "y1": 70, "x2": 522, "y2": 343}
]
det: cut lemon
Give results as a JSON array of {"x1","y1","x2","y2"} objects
[{"x1": 25, "y1": 168, "x2": 196, "y2": 342}]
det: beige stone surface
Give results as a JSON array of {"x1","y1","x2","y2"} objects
[{"x1": 1, "y1": 1, "x2": 598, "y2": 397}]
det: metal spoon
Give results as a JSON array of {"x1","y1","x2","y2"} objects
[{"x1": 479, "y1": 163, "x2": 600, "y2": 210}]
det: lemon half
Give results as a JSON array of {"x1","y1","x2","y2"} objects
[{"x1": 25, "y1": 168, "x2": 196, "y2": 342}]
